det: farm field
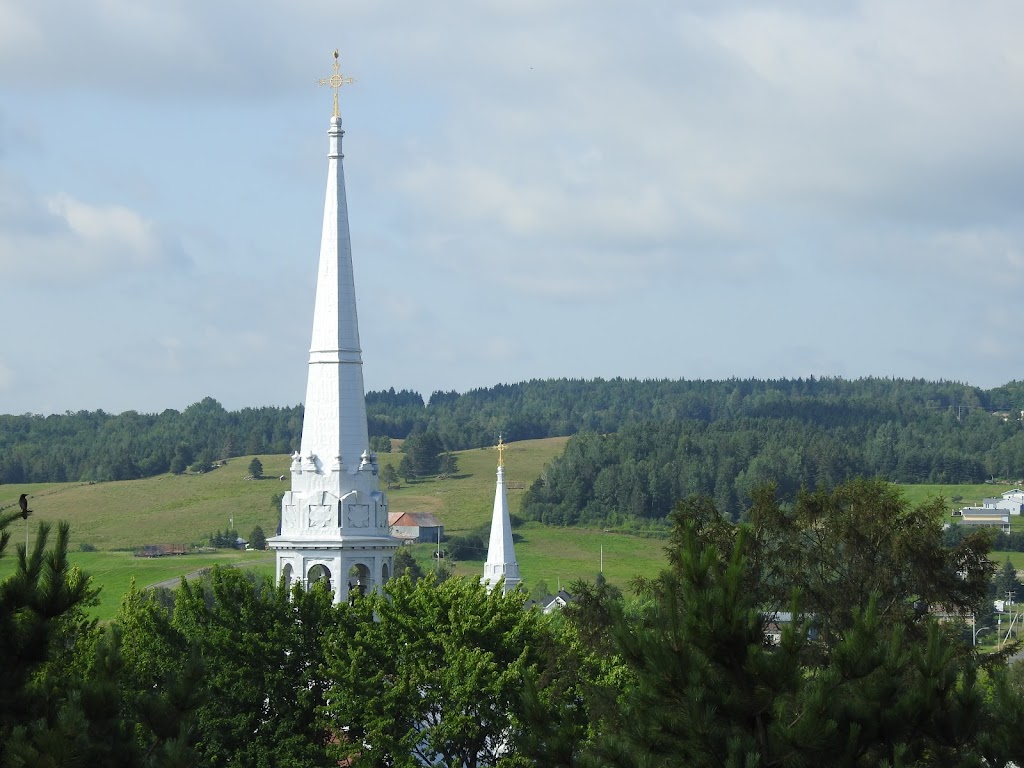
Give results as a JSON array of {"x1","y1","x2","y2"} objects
[
  {"x1": 1, "y1": 436, "x2": 672, "y2": 616},
  {"x1": 377, "y1": 436, "x2": 570, "y2": 534},
  {"x1": 4, "y1": 441, "x2": 1016, "y2": 621},
  {"x1": 905, "y1": 484, "x2": 1024, "y2": 575},
  {"x1": 898, "y1": 482, "x2": 1021, "y2": 514},
  {"x1": 403, "y1": 521, "x2": 668, "y2": 593},
  {"x1": 0, "y1": 549, "x2": 275, "y2": 622}
]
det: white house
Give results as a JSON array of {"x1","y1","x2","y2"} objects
[
  {"x1": 525, "y1": 590, "x2": 574, "y2": 614},
  {"x1": 981, "y1": 489, "x2": 1024, "y2": 516}
]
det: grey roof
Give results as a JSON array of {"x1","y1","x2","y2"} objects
[{"x1": 405, "y1": 512, "x2": 443, "y2": 528}]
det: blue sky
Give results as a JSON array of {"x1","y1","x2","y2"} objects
[{"x1": 2, "y1": 1, "x2": 1023, "y2": 415}]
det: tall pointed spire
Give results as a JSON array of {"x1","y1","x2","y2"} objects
[
  {"x1": 482, "y1": 436, "x2": 520, "y2": 593},
  {"x1": 270, "y1": 52, "x2": 398, "y2": 604}
]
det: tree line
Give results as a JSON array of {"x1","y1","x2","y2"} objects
[
  {"x1": 521, "y1": 400, "x2": 1024, "y2": 525},
  {"x1": 4, "y1": 479, "x2": 1024, "y2": 766},
  {"x1": 3, "y1": 378, "x2": 1024, "y2": 489}
]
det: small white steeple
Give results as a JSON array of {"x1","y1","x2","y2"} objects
[
  {"x1": 482, "y1": 436, "x2": 521, "y2": 593},
  {"x1": 269, "y1": 51, "x2": 398, "y2": 604}
]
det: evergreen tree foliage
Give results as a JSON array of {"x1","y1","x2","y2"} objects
[
  {"x1": 369, "y1": 434, "x2": 392, "y2": 453},
  {"x1": 0, "y1": 520, "x2": 93, "y2": 742},
  {"x1": 993, "y1": 559, "x2": 1022, "y2": 605},
  {"x1": 207, "y1": 529, "x2": 240, "y2": 548},
  {"x1": 588, "y1": 514, "x2": 1024, "y2": 767},
  {"x1": 380, "y1": 462, "x2": 400, "y2": 487},
  {"x1": 398, "y1": 454, "x2": 417, "y2": 483},
  {"x1": 393, "y1": 548, "x2": 425, "y2": 582},
  {"x1": 666, "y1": 480, "x2": 994, "y2": 643},
  {"x1": 5, "y1": 379, "x2": 1024, "y2": 499},
  {"x1": 169, "y1": 444, "x2": 192, "y2": 475},
  {"x1": 438, "y1": 450, "x2": 459, "y2": 476},
  {"x1": 0, "y1": 513, "x2": 204, "y2": 765},
  {"x1": 248, "y1": 456, "x2": 264, "y2": 478},
  {"x1": 402, "y1": 429, "x2": 445, "y2": 476}
]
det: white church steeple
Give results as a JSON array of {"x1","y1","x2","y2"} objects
[
  {"x1": 482, "y1": 436, "x2": 520, "y2": 593},
  {"x1": 269, "y1": 51, "x2": 398, "y2": 604}
]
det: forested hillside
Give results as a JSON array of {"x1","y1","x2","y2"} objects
[
  {"x1": 3, "y1": 378, "x2": 1024, "y2": 496},
  {"x1": 517, "y1": 379, "x2": 1024, "y2": 525}
]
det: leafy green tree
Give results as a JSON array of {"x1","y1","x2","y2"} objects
[
  {"x1": 564, "y1": 572, "x2": 623, "y2": 657},
  {"x1": 398, "y1": 454, "x2": 416, "y2": 484},
  {"x1": 369, "y1": 435, "x2": 392, "y2": 453},
  {"x1": 588, "y1": 518, "x2": 1022, "y2": 768},
  {"x1": 169, "y1": 443, "x2": 193, "y2": 475},
  {"x1": 189, "y1": 447, "x2": 215, "y2": 474},
  {"x1": 118, "y1": 568, "x2": 339, "y2": 768},
  {"x1": 529, "y1": 578, "x2": 552, "y2": 603},
  {"x1": 115, "y1": 584, "x2": 207, "y2": 766},
  {"x1": 323, "y1": 575, "x2": 571, "y2": 767},
  {"x1": 249, "y1": 525, "x2": 267, "y2": 551},
  {"x1": 208, "y1": 529, "x2": 240, "y2": 548},
  {"x1": 0, "y1": 514, "x2": 204, "y2": 767},
  {"x1": 403, "y1": 430, "x2": 444, "y2": 476},
  {"x1": 393, "y1": 548, "x2": 425, "y2": 582},
  {"x1": 438, "y1": 450, "x2": 459, "y2": 476},
  {"x1": 380, "y1": 462, "x2": 399, "y2": 488},
  {"x1": 248, "y1": 456, "x2": 264, "y2": 479},
  {"x1": 680, "y1": 479, "x2": 994, "y2": 643},
  {"x1": 994, "y1": 558, "x2": 1022, "y2": 604}
]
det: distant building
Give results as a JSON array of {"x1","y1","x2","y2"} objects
[
  {"x1": 526, "y1": 590, "x2": 575, "y2": 614},
  {"x1": 957, "y1": 507, "x2": 1011, "y2": 533},
  {"x1": 388, "y1": 512, "x2": 444, "y2": 544},
  {"x1": 482, "y1": 436, "x2": 521, "y2": 594},
  {"x1": 981, "y1": 489, "x2": 1024, "y2": 516}
]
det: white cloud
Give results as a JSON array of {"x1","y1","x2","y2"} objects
[
  {"x1": 4, "y1": 0, "x2": 1024, "y2": 411},
  {"x1": 0, "y1": 175, "x2": 185, "y2": 279},
  {"x1": 48, "y1": 193, "x2": 159, "y2": 260}
]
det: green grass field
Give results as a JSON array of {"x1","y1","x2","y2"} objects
[
  {"x1": 0, "y1": 436, "x2": 672, "y2": 618},
  {"x1": 899, "y1": 483, "x2": 1024, "y2": 575},
  {"x1": 405, "y1": 521, "x2": 668, "y2": 592},
  {"x1": 377, "y1": 437, "x2": 570, "y2": 534},
  {"x1": 6, "y1": 444, "x2": 1017, "y2": 622},
  {"x1": 0, "y1": 549, "x2": 275, "y2": 622},
  {"x1": 898, "y1": 482, "x2": 1022, "y2": 515}
]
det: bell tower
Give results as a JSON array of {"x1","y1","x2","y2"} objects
[{"x1": 269, "y1": 51, "x2": 399, "y2": 603}]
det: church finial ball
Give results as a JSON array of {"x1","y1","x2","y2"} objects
[{"x1": 334, "y1": 49, "x2": 339, "y2": 60}]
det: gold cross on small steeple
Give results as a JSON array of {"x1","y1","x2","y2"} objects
[
  {"x1": 496, "y1": 435, "x2": 507, "y2": 468},
  {"x1": 317, "y1": 49, "x2": 355, "y2": 117}
]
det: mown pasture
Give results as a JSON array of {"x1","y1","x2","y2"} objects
[{"x1": 3, "y1": 446, "x2": 1019, "y2": 622}]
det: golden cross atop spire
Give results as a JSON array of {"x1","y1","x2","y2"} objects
[
  {"x1": 496, "y1": 435, "x2": 507, "y2": 468},
  {"x1": 317, "y1": 49, "x2": 355, "y2": 118}
]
